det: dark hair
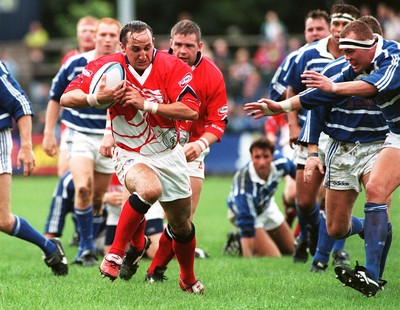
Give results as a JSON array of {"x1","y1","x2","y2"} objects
[
  {"x1": 249, "y1": 137, "x2": 275, "y2": 154},
  {"x1": 120, "y1": 20, "x2": 154, "y2": 45},
  {"x1": 331, "y1": 3, "x2": 360, "y2": 20},
  {"x1": 341, "y1": 20, "x2": 373, "y2": 40},
  {"x1": 305, "y1": 9, "x2": 330, "y2": 25},
  {"x1": 171, "y1": 19, "x2": 202, "y2": 42},
  {"x1": 359, "y1": 15, "x2": 383, "y2": 36}
]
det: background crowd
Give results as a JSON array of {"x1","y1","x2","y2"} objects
[{"x1": 1, "y1": 3, "x2": 399, "y2": 137}]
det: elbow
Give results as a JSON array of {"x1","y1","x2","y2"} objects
[
  {"x1": 187, "y1": 110, "x2": 198, "y2": 121},
  {"x1": 59, "y1": 94, "x2": 69, "y2": 108}
]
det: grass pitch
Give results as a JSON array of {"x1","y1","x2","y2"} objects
[{"x1": 0, "y1": 175, "x2": 399, "y2": 309}]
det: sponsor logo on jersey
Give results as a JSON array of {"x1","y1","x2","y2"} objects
[
  {"x1": 179, "y1": 72, "x2": 193, "y2": 87},
  {"x1": 218, "y1": 104, "x2": 228, "y2": 116},
  {"x1": 82, "y1": 68, "x2": 93, "y2": 77}
]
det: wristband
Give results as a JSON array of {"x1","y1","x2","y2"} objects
[
  {"x1": 331, "y1": 82, "x2": 337, "y2": 94},
  {"x1": 196, "y1": 137, "x2": 209, "y2": 152},
  {"x1": 143, "y1": 100, "x2": 159, "y2": 114},
  {"x1": 279, "y1": 99, "x2": 292, "y2": 112},
  {"x1": 87, "y1": 94, "x2": 99, "y2": 107},
  {"x1": 260, "y1": 102, "x2": 274, "y2": 116},
  {"x1": 104, "y1": 128, "x2": 112, "y2": 135},
  {"x1": 308, "y1": 152, "x2": 319, "y2": 158}
]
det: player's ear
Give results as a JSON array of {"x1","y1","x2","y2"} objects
[{"x1": 119, "y1": 42, "x2": 125, "y2": 53}]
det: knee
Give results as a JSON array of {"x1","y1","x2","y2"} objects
[
  {"x1": 365, "y1": 180, "x2": 386, "y2": 202},
  {"x1": 76, "y1": 185, "x2": 92, "y2": 201},
  {"x1": 326, "y1": 222, "x2": 347, "y2": 239},
  {"x1": 139, "y1": 186, "x2": 162, "y2": 205},
  {"x1": 169, "y1": 219, "x2": 193, "y2": 239}
]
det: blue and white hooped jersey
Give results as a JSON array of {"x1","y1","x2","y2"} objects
[
  {"x1": 268, "y1": 49, "x2": 301, "y2": 101},
  {"x1": 285, "y1": 37, "x2": 335, "y2": 130},
  {"x1": 300, "y1": 35, "x2": 400, "y2": 135},
  {"x1": 299, "y1": 56, "x2": 389, "y2": 144},
  {"x1": 226, "y1": 151, "x2": 296, "y2": 237},
  {"x1": 49, "y1": 50, "x2": 107, "y2": 135},
  {"x1": 0, "y1": 61, "x2": 33, "y2": 130}
]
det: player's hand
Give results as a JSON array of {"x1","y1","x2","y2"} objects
[
  {"x1": 183, "y1": 141, "x2": 202, "y2": 162},
  {"x1": 42, "y1": 134, "x2": 58, "y2": 157},
  {"x1": 96, "y1": 75, "x2": 126, "y2": 105},
  {"x1": 103, "y1": 191, "x2": 123, "y2": 206},
  {"x1": 304, "y1": 156, "x2": 324, "y2": 184},
  {"x1": 301, "y1": 71, "x2": 334, "y2": 92},
  {"x1": 288, "y1": 124, "x2": 300, "y2": 148},
  {"x1": 17, "y1": 145, "x2": 35, "y2": 177},
  {"x1": 120, "y1": 85, "x2": 145, "y2": 109},
  {"x1": 99, "y1": 133, "x2": 115, "y2": 158},
  {"x1": 244, "y1": 98, "x2": 283, "y2": 119}
]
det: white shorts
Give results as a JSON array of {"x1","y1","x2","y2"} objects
[
  {"x1": 254, "y1": 197, "x2": 285, "y2": 231},
  {"x1": 295, "y1": 132, "x2": 328, "y2": 166},
  {"x1": 66, "y1": 129, "x2": 114, "y2": 174},
  {"x1": 105, "y1": 203, "x2": 121, "y2": 226},
  {"x1": 383, "y1": 132, "x2": 400, "y2": 149},
  {"x1": 325, "y1": 138, "x2": 383, "y2": 192},
  {"x1": 59, "y1": 126, "x2": 71, "y2": 152},
  {"x1": 113, "y1": 145, "x2": 191, "y2": 202},
  {"x1": 0, "y1": 128, "x2": 12, "y2": 174},
  {"x1": 187, "y1": 148, "x2": 209, "y2": 179}
]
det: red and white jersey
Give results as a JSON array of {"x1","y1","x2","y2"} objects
[
  {"x1": 179, "y1": 54, "x2": 228, "y2": 142},
  {"x1": 65, "y1": 49, "x2": 199, "y2": 156}
]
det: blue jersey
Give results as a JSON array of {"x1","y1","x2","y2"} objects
[
  {"x1": 49, "y1": 50, "x2": 107, "y2": 135},
  {"x1": 268, "y1": 49, "x2": 301, "y2": 101},
  {"x1": 299, "y1": 56, "x2": 389, "y2": 144},
  {"x1": 285, "y1": 37, "x2": 335, "y2": 131},
  {"x1": 300, "y1": 36, "x2": 400, "y2": 135},
  {"x1": 227, "y1": 151, "x2": 296, "y2": 237},
  {"x1": 0, "y1": 61, "x2": 33, "y2": 130}
]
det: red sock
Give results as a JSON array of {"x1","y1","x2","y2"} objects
[
  {"x1": 129, "y1": 218, "x2": 146, "y2": 250},
  {"x1": 147, "y1": 230, "x2": 175, "y2": 274},
  {"x1": 173, "y1": 234, "x2": 196, "y2": 285},
  {"x1": 109, "y1": 201, "x2": 144, "y2": 257}
]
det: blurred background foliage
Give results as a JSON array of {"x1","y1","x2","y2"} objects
[{"x1": 41, "y1": 0, "x2": 400, "y2": 39}]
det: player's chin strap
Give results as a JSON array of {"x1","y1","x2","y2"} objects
[{"x1": 339, "y1": 36, "x2": 377, "y2": 50}]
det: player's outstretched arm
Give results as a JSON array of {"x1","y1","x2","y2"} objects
[
  {"x1": 244, "y1": 97, "x2": 301, "y2": 120},
  {"x1": 301, "y1": 70, "x2": 378, "y2": 97}
]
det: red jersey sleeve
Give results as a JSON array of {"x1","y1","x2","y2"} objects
[{"x1": 186, "y1": 56, "x2": 228, "y2": 142}]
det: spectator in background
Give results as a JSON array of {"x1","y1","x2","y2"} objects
[
  {"x1": 23, "y1": 20, "x2": 49, "y2": 63},
  {"x1": 260, "y1": 10, "x2": 288, "y2": 53},
  {"x1": 61, "y1": 16, "x2": 98, "y2": 64},
  {"x1": 226, "y1": 47, "x2": 256, "y2": 102},
  {"x1": 212, "y1": 37, "x2": 232, "y2": 77},
  {"x1": 226, "y1": 137, "x2": 295, "y2": 257}
]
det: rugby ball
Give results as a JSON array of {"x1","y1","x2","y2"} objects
[{"x1": 89, "y1": 62, "x2": 125, "y2": 109}]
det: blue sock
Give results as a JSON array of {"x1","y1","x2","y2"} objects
[
  {"x1": 296, "y1": 203, "x2": 320, "y2": 241},
  {"x1": 343, "y1": 216, "x2": 364, "y2": 238},
  {"x1": 312, "y1": 212, "x2": 333, "y2": 265},
  {"x1": 379, "y1": 222, "x2": 392, "y2": 279},
  {"x1": 332, "y1": 239, "x2": 346, "y2": 252},
  {"x1": 11, "y1": 215, "x2": 56, "y2": 256},
  {"x1": 74, "y1": 206, "x2": 95, "y2": 257},
  {"x1": 92, "y1": 214, "x2": 103, "y2": 239},
  {"x1": 364, "y1": 203, "x2": 388, "y2": 281}
]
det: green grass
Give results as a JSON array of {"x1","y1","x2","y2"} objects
[{"x1": 1, "y1": 175, "x2": 399, "y2": 309}]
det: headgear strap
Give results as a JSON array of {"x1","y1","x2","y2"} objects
[
  {"x1": 339, "y1": 37, "x2": 377, "y2": 49},
  {"x1": 331, "y1": 13, "x2": 356, "y2": 22}
]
